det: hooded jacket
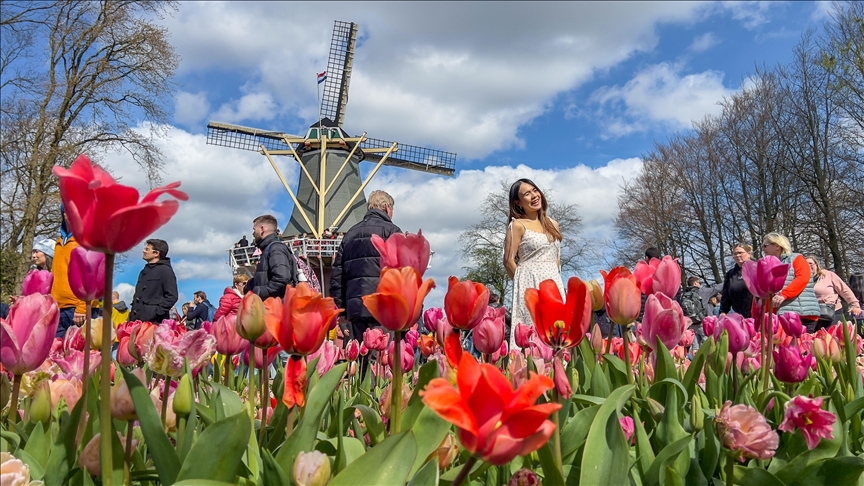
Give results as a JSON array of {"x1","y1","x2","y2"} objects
[
  {"x1": 247, "y1": 233, "x2": 298, "y2": 300},
  {"x1": 213, "y1": 287, "x2": 242, "y2": 321},
  {"x1": 130, "y1": 257, "x2": 178, "y2": 323},
  {"x1": 51, "y1": 237, "x2": 87, "y2": 313}
]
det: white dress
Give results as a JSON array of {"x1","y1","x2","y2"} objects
[{"x1": 510, "y1": 220, "x2": 565, "y2": 349}]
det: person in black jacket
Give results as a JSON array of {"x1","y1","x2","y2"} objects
[
  {"x1": 130, "y1": 239, "x2": 179, "y2": 323},
  {"x1": 719, "y1": 243, "x2": 754, "y2": 318},
  {"x1": 246, "y1": 214, "x2": 298, "y2": 300},
  {"x1": 185, "y1": 290, "x2": 215, "y2": 330},
  {"x1": 330, "y1": 190, "x2": 401, "y2": 346}
]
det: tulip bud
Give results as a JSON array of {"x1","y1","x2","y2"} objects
[
  {"x1": 237, "y1": 293, "x2": 266, "y2": 341},
  {"x1": 111, "y1": 368, "x2": 145, "y2": 421},
  {"x1": 173, "y1": 374, "x2": 193, "y2": 418},
  {"x1": 89, "y1": 318, "x2": 115, "y2": 351},
  {"x1": 588, "y1": 279, "x2": 604, "y2": 312},
  {"x1": 645, "y1": 397, "x2": 665, "y2": 420},
  {"x1": 30, "y1": 382, "x2": 52, "y2": 425},
  {"x1": 509, "y1": 468, "x2": 540, "y2": 486},
  {"x1": 79, "y1": 433, "x2": 138, "y2": 477},
  {"x1": 22, "y1": 269, "x2": 53, "y2": 296},
  {"x1": 590, "y1": 323, "x2": 604, "y2": 353},
  {"x1": 690, "y1": 394, "x2": 704, "y2": 432},
  {"x1": 68, "y1": 247, "x2": 106, "y2": 301},
  {"x1": 346, "y1": 340, "x2": 360, "y2": 361},
  {"x1": 293, "y1": 450, "x2": 331, "y2": 486}
]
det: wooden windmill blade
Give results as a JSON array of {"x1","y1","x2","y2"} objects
[
  {"x1": 360, "y1": 137, "x2": 456, "y2": 177},
  {"x1": 206, "y1": 121, "x2": 303, "y2": 152},
  {"x1": 320, "y1": 21, "x2": 357, "y2": 127}
]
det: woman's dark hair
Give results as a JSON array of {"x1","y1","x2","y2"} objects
[{"x1": 508, "y1": 178, "x2": 562, "y2": 242}]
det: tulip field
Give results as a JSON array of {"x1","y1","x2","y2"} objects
[{"x1": 2, "y1": 155, "x2": 864, "y2": 486}]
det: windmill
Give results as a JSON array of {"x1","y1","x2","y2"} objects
[{"x1": 207, "y1": 20, "x2": 456, "y2": 259}]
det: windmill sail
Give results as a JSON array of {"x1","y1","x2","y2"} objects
[{"x1": 320, "y1": 21, "x2": 357, "y2": 127}]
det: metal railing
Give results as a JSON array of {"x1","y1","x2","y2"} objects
[{"x1": 228, "y1": 236, "x2": 344, "y2": 270}]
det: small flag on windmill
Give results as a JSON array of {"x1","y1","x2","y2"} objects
[{"x1": 317, "y1": 71, "x2": 327, "y2": 84}]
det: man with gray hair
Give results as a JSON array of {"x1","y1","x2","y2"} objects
[{"x1": 330, "y1": 190, "x2": 401, "y2": 362}]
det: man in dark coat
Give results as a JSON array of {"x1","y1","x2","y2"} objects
[
  {"x1": 246, "y1": 214, "x2": 297, "y2": 300},
  {"x1": 130, "y1": 239, "x2": 178, "y2": 323},
  {"x1": 330, "y1": 190, "x2": 401, "y2": 344}
]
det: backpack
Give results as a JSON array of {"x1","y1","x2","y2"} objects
[
  {"x1": 680, "y1": 289, "x2": 706, "y2": 325},
  {"x1": 294, "y1": 255, "x2": 321, "y2": 294},
  {"x1": 203, "y1": 301, "x2": 217, "y2": 322}
]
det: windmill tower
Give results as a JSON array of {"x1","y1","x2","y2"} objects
[{"x1": 207, "y1": 21, "x2": 455, "y2": 284}]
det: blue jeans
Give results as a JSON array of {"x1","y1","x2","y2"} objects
[{"x1": 57, "y1": 307, "x2": 75, "y2": 338}]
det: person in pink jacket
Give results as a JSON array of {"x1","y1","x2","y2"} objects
[
  {"x1": 806, "y1": 255, "x2": 863, "y2": 329},
  {"x1": 213, "y1": 274, "x2": 250, "y2": 321}
]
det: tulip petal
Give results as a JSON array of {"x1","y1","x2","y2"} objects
[
  {"x1": 363, "y1": 293, "x2": 411, "y2": 332},
  {"x1": 421, "y1": 377, "x2": 477, "y2": 433},
  {"x1": 283, "y1": 356, "x2": 307, "y2": 408}
]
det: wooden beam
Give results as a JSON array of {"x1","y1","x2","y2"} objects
[
  {"x1": 325, "y1": 132, "x2": 367, "y2": 195},
  {"x1": 260, "y1": 146, "x2": 319, "y2": 238},
  {"x1": 330, "y1": 141, "x2": 398, "y2": 230},
  {"x1": 362, "y1": 147, "x2": 401, "y2": 153},
  {"x1": 279, "y1": 137, "x2": 320, "y2": 196},
  {"x1": 318, "y1": 135, "x2": 327, "y2": 236}
]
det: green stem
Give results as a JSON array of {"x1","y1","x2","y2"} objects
[
  {"x1": 391, "y1": 331, "x2": 403, "y2": 434},
  {"x1": 622, "y1": 324, "x2": 634, "y2": 385},
  {"x1": 452, "y1": 455, "x2": 478, "y2": 486},
  {"x1": 259, "y1": 362, "x2": 268, "y2": 445},
  {"x1": 761, "y1": 299, "x2": 772, "y2": 396},
  {"x1": 124, "y1": 420, "x2": 134, "y2": 486},
  {"x1": 160, "y1": 376, "x2": 171, "y2": 429},
  {"x1": 8, "y1": 374, "x2": 21, "y2": 423},
  {"x1": 248, "y1": 341, "x2": 257, "y2": 414},
  {"x1": 100, "y1": 253, "x2": 115, "y2": 485},
  {"x1": 839, "y1": 316, "x2": 857, "y2": 389},
  {"x1": 286, "y1": 406, "x2": 295, "y2": 440},
  {"x1": 725, "y1": 452, "x2": 736, "y2": 486},
  {"x1": 551, "y1": 364, "x2": 564, "y2": 477},
  {"x1": 177, "y1": 416, "x2": 186, "y2": 454},
  {"x1": 76, "y1": 302, "x2": 93, "y2": 446}
]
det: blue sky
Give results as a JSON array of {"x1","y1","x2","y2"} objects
[{"x1": 104, "y1": 1, "x2": 833, "y2": 310}]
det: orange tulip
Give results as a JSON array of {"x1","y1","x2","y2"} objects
[
  {"x1": 524, "y1": 278, "x2": 591, "y2": 350},
  {"x1": 443, "y1": 277, "x2": 489, "y2": 330},
  {"x1": 362, "y1": 267, "x2": 435, "y2": 332},
  {"x1": 599, "y1": 267, "x2": 641, "y2": 326},
  {"x1": 421, "y1": 353, "x2": 561, "y2": 466}
]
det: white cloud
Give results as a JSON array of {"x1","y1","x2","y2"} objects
[
  {"x1": 590, "y1": 62, "x2": 735, "y2": 136},
  {"x1": 810, "y1": 1, "x2": 836, "y2": 21},
  {"x1": 114, "y1": 282, "x2": 135, "y2": 306},
  {"x1": 719, "y1": 1, "x2": 775, "y2": 29},
  {"x1": 174, "y1": 91, "x2": 210, "y2": 126},
  {"x1": 159, "y1": 2, "x2": 712, "y2": 159},
  {"x1": 689, "y1": 32, "x2": 720, "y2": 52}
]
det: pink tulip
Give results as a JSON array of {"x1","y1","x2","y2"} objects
[
  {"x1": 553, "y1": 356, "x2": 572, "y2": 398},
  {"x1": 241, "y1": 344, "x2": 281, "y2": 369},
  {"x1": 423, "y1": 307, "x2": 443, "y2": 333},
  {"x1": 715, "y1": 400, "x2": 779, "y2": 461},
  {"x1": 359, "y1": 343, "x2": 369, "y2": 356},
  {"x1": 346, "y1": 340, "x2": 360, "y2": 361},
  {"x1": 210, "y1": 314, "x2": 247, "y2": 356},
  {"x1": 742, "y1": 256, "x2": 789, "y2": 300},
  {"x1": 434, "y1": 315, "x2": 454, "y2": 347},
  {"x1": 68, "y1": 247, "x2": 106, "y2": 301},
  {"x1": 778, "y1": 396, "x2": 836, "y2": 450},
  {"x1": 619, "y1": 416, "x2": 636, "y2": 444},
  {"x1": 773, "y1": 343, "x2": 814, "y2": 383},
  {"x1": 513, "y1": 322, "x2": 535, "y2": 349},
  {"x1": 308, "y1": 341, "x2": 339, "y2": 376},
  {"x1": 473, "y1": 306, "x2": 506, "y2": 354},
  {"x1": 778, "y1": 312, "x2": 803, "y2": 338},
  {"x1": 490, "y1": 341, "x2": 508, "y2": 363},
  {"x1": 386, "y1": 341, "x2": 415, "y2": 371},
  {"x1": 54, "y1": 349, "x2": 101, "y2": 380},
  {"x1": 0, "y1": 293, "x2": 60, "y2": 374},
  {"x1": 812, "y1": 330, "x2": 842, "y2": 363},
  {"x1": 828, "y1": 323, "x2": 864, "y2": 355},
  {"x1": 116, "y1": 335, "x2": 138, "y2": 366},
  {"x1": 145, "y1": 325, "x2": 216, "y2": 377},
  {"x1": 21, "y1": 269, "x2": 53, "y2": 296},
  {"x1": 589, "y1": 324, "x2": 604, "y2": 353},
  {"x1": 63, "y1": 325, "x2": 86, "y2": 353},
  {"x1": 702, "y1": 315, "x2": 717, "y2": 337},
  {"x1": 642, "y1": 293, "x2": 686, "y2": 350},
  {"x1": 405, "y1": 329, "x2": 420, "y2": 349},
  {"x1": 679, "y1": 329, "x2": 695, "y2": 348},
  {"x1": 634, "y1": 256, "x2": 681, "y2": 297},
  {"x1": 49, "y1": 377, "x2": 83, "y2": 409},
  {"x1": 712, "y1": 313, "x2": 750, "y2": 355},
  {"x1": 371, "y1": 230, "x2": 431, "y2": 277},
  {"x1": 363, "y1": 328, "x2": 389, "y2": 352},
  {"x1": 743, "y1": 317, "x2": 758, "y2": 338},
  {"x1": 527, "y1": 334, "x2": 554, "y2": 361}
]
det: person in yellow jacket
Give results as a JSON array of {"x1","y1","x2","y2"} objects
[{"x1": 51, "y1": 207, "x2": 88, "y2": 338}]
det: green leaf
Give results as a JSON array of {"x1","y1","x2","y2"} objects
[
  {"x1": 402, "y1": 361, "x2": 440, "y2": 430},
  {"x1": 561, "y1": 405, "x2": 600, "y2": 460},
  {"x1": 538, "y1": 442, "x2": 566, "y2": 485},
  {"x1": 579, "y1": 384, "x2": 635, "y2": 486},
  {"x1": 22, "y1": 422, "x2": 48, "y2": 469},
  {"x1": 845, "y1": 397, "x2": 864, "y2": 421},
  {"x1": 590, "y1": 362, "x2": 611, "y2": 398},
  {"x1": 571, "y1": 394, "x2": 605, "y2": 406},
  {"x1": 15, "y1": 449, "x2": 45, "y2": 481},
  {"x1": 409, "y1": 407, "x2": 452, "y2": 478},
  {"x1": 633, "y1": 413, "x2": 655, "y2": 478},
  {"x1": 242, "y1": 411, "x2": 261, "y2": 483},
  {"x1": 42, "y1": 399, "x2": 84, "y2": 486},
  {"x1": 262, "y1": 449, "x2": 291, "y2": 486},
  {"x1": 644, "y1": 434, "x2": 692, "y2": 486},
  {"x1": 734, "y1": 466, "x2": 787, "y2": 486},
  {"x1": 210, "y1": 382, "x2": 244, "y2": 417},
  {"x1": 774, "y1": 407, "x2": 843, "y2": 483},
  {"x1": 174, "y1": 481, "x2": 237, "y2": 486},
  {"x1": 698, "y1": 415, "x2": 720, "y2": 479},
  {"x1": 682, "y1": 346, "x2": 707, "y2": 398},
  {"x1": 275, "y1": 362, "x2": 348, "y2": 475},
  {"x1": 408, "y1": 458, "x2": 439, "y2": 486},
  {"x1": 121, "y1": 366, "x2": 181, "y2": 485},
  {"x1": 789, "y1": 456, "x2": 864, "y2": 486},
  {"x1": 652, "y1": 337, "x2": 677, "y2": 392},
  {"x1": 176, "y1": 409, "x2": 251, "y2": 482},
  {"x1": 354, "y1": 404, "x2": 386, "y2": 446},
  {"x1": 329, "y1": 431, "x2": 418, "y2": 485}
]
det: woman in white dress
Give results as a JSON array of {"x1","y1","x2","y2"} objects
[{"x1": 504, "y1": 178, "x2": 565, "y2": 349}]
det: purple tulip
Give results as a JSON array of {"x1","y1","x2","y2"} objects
[
  {"x1": 21, "y1": 269, "x2": 53, "y2": 296},
  {"x1": 0, "y1": 293, "x2": 60, "y2": 374},
  {"x1": 423, "y1": 307, "x2": 443, "y2": 333},
  {"x1": 773, "y1": 343, "x2": 814, "y2": 383},
  {"x1": 713, "y1": 313, "x2": 750, "y2": 354},
  {"x1": 742, "y1": 256, "x2": 789, "y2": 300},
  {"x1": 69, "y1": 247, "x2": 106, "y2": 301},
  {"x1": 779, "y1": 312, "x2": 804, "y2": 338},
  {"x1": 642, "y1": 292, "x2": 687, "y2": 351}
]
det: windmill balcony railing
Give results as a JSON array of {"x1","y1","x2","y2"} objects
[{"x1": 228, "y1": 236, "x2": 344, "y2": 270}]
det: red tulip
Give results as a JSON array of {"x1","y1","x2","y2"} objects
[
  {"x1": 266, "y1": 283, "x2": 340, "y2": 356},
  {"x1": 371, "y1": 230, "x2": 431, "y2": 277},
  {"x1": 68, "y1": 247, "x2": 106, "y2": 301},
  {"x1": 434, "y1": 315, "x2": 463, "y2": 367},
  {"x1": 363, "y1": 328, "x2": 390, "y2": 352},
  {"x1": 473, "y1": 306, "x2": 506, "y2": 354},
  {"x1": 524, "y1": 278, "x2": 591, "y2": 350},
  {"x1": 634, "y1": 256, "x2": 681, "y2": 297},
  {"x1": 599, "y1": 267, "x2": 641, "y2": 326},
  {"x1": 52, "y1": 155, "x2": 187, "y2": 254},
  {"x1": 641, "y1": 292, "x2": 686, "y2": 351},
  {"x1": 21, "y1": 269, "x2": 53, "y2": 296},
  {"x1": 418, "y1": 334, "x2": 435, "y2": 358},
  {"x1": 423, "y1": 307, "x2": 443, "y2": 333},
  {"x1": 741, "y1": 256, "x2": 789, "y2": 300},
  {"x1": 346, "y1": 340, "x2": 360, "y2": 361},
  {"x1": 421, "y1": 353, "x2": 561, "y2": 466},
  {"x1": 210, "y1": 314, "x2": 247, "y2": 356},
  {"x1": 444, "y1": 277, "x2": 489, "y2": 330},
  {"x1": 1, "y1": 294, "x2": 60, "y2": 374},
  {"x1": 362, "y1": 267, "x2": 435, "y2": 332}
]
